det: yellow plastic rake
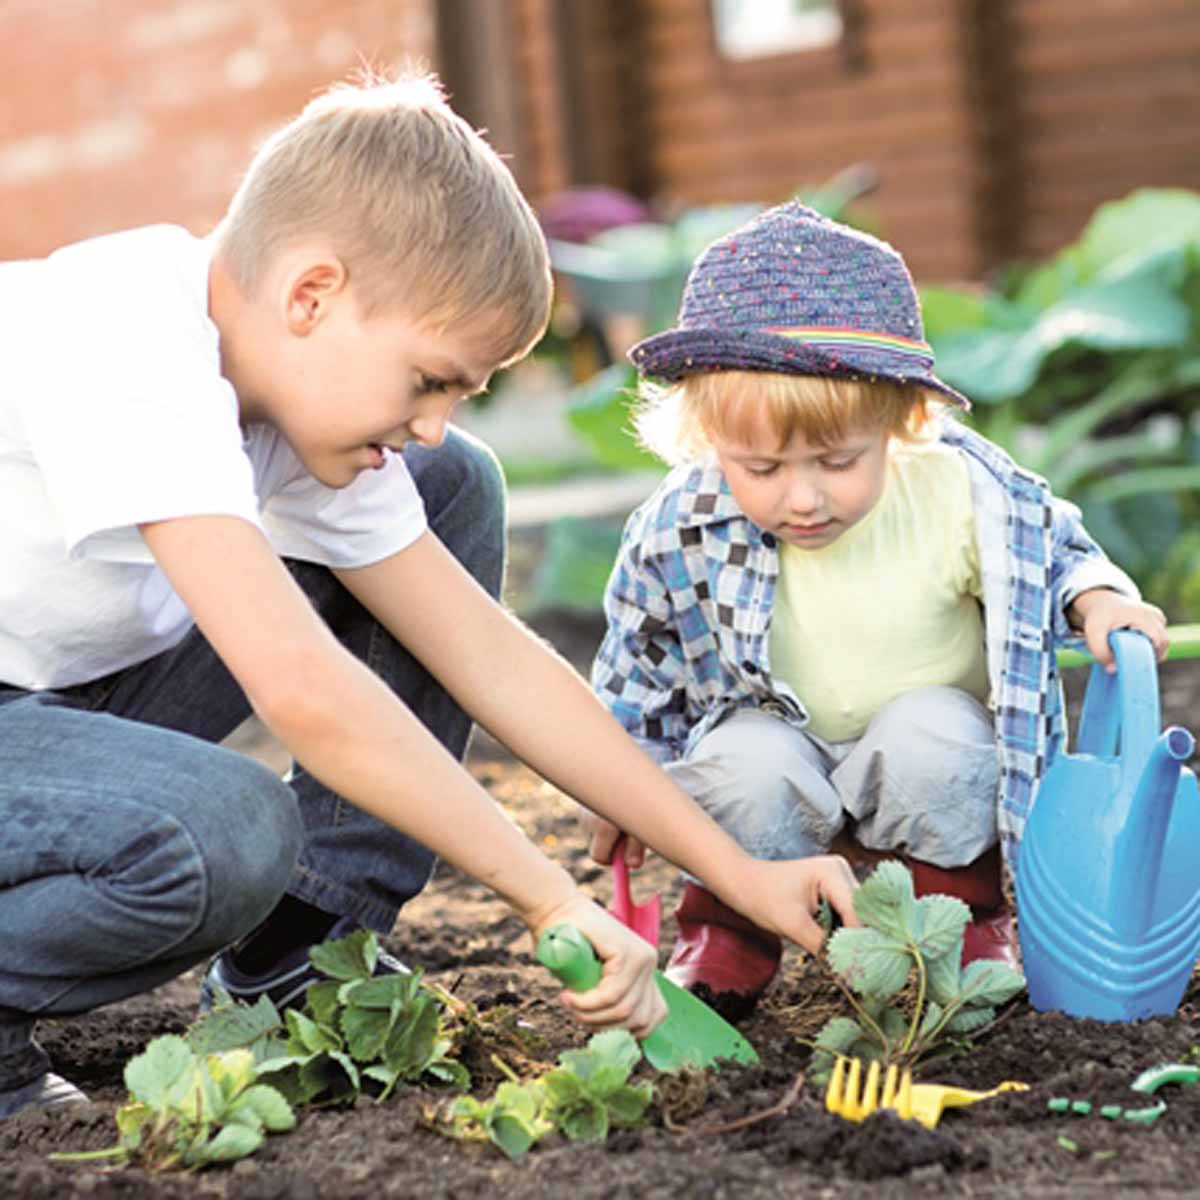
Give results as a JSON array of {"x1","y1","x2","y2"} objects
[{"x1": 825, "y1": 1056, "x2": 1028, "y2": 1130}]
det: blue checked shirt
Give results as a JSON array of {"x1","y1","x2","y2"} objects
[{"x1": 591, "y1": 420, "x2": 1137, "y2": 864}]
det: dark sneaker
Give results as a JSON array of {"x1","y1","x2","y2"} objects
[
  {"x1": 0, "y1": 1072, "x2": 88, "y2": 1121},
  {"x1": 198, "y1": 915, "x2": 408, "y2": 1014}
]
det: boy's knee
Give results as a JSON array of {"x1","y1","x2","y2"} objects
[
  {"x1": 679, "y1": 709, "x2": 842, "y2": 846},
  {"x1": 201, "y1": 760, "x2": 303, "y2": 939},
  {"x1": 125, "y1": 753, "x2": 300, "y2": 950},
  {"x1": 873, "y1": 687, "x2": 993, "y2": 750}
]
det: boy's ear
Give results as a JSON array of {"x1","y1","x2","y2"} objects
[{"x1": 283, "y1": 257, "x2": 349, "y2": 335}]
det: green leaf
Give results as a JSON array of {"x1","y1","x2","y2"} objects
[
  {"x1": 605, "y1": 1082, "x2": 654, "y2": 1125},
  {"x1": 309, "y1": 929, "x2": 377, "y2": 981},
  {"x1": 565, "y1": 362, "x2": 663, "y2": 471},
  {"x1": 489, "y1": 1113, "x2": 540, "y2": 1161},
  {"x1": 205, "y1": 1048, "x2": 257, "y2": 1101},
  {"x1": 918, "y1": 1001, "x2": 944, "y2": 1038},
  {"x1": 559, "y1": 1098, "x2": 610, "y2": 1142},
  {"x1": 926, "y1": 944, "x2": 964, "y2": 1007},
  {"x1": 425, "y1": 1060, "x2": 471, "y2": 1090},
  {"x1": 935, "y1": 275, "x2": 1191, "y2": 402},
  {"x1": 530, "y1": 516, "x2": 625, "y2": 614},
  {"x1": 187, "y1": 1122, "x2": 263, "y2": 1165},
  {"x1": 187, "y1": 995, "x2": 283, "y2": 1056},
  {"x1": 827, "y1": 928, "x2": 912, "y2": 999},
  {"x1": 912, "y1": 895, "x2": 970, "y2": 963},
  {"x1": 346, "y1": 973, "x2": 418, "y2": 1011},
  {"x1": 285, "y1": 1009, "x2": 342, "y2": 1056},
  {"x1": 231, "y1": 1085, "x2": 296, "y2": 1134},
  {"x1": 341, "y1": 1004, "x2": 395, "y2": 1063},
  {"x1": 813, "y1": 1016, "x2": 867, "y2": 1057},
  {"x1": 383, "y1": 998, "x2": 441, "y2": 1078},
  {"x1": 583, "y1": 1029, "x2": 641, "y2": 1077},
  {"x1": 124, "y1": 1036, "x2": 194, "y2": 1110},
  {"x1": 945, "y1": 1006, "x2": 996, "y2": 1034},
  {"x1": 958, "y1": 959, "x2": 1025, "y2": 1007},
  {"x1": 542, "y1": 1069, "x2": 584, "y2": 1105},
  {"x1": 305, "y1": 981, "x2": 343, "y2": 1027},
  {"x1": 851, "y1": 861, "x2": 917, "y2": 940}
]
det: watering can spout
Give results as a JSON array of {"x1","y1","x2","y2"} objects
[{"x1": 1110, "y1": 725, "x2": 1196, "y2": 941}]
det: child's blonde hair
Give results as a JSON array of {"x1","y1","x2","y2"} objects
[
  {"x1": 636, "y1": 371, "x2": 943, "y2": 466},
  {"x1": 214, "y1": 68, "x2": 551, "y2": 365}
]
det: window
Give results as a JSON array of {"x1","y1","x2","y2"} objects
[{"x1": 712, "y1": 0, "x2": 843, "y2": 61}]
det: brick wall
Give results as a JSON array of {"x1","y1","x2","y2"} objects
[{"x1": 0, "y1": 0, "x2": 436, "y2": 259}]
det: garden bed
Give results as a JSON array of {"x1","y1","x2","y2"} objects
[{"x1": 4, "y1": 610, "x2": 1200, "y2": 1199}]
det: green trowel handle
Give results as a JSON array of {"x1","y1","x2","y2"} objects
[{"x1": 536, "y1": 923, "x2": 604, "y2": 991}]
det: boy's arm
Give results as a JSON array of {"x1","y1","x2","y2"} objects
[
  {"x1": 140, "y1": 514, "x2": 663, "y2": 1034},
  {"x1": 336, "y1": 531, "x2": 859, "y2": 953},
  {"x1": 1047, "y1": 495, "x2": 1166, "y2": 668}
]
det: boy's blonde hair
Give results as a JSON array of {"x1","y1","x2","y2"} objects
[
  {"x1": 215, "y1": 69, "x2": 551, "y2": 365},
  {"x1": 636, "y1": 371, "x2": 942, "y2": 466}
]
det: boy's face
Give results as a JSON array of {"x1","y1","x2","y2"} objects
[
  {"x1": 708, "y1": 405, "x2": 890, "y2": 550},
  {"x1": 264, "y1": 290, "x2": 500, "y2": 489}
]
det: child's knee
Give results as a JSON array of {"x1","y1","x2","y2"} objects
[{"x1": 673, "y1": 709, "x2": 842, "y2": 855}]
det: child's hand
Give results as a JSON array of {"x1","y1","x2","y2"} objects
[
  {"x1": 533, "y1": 896, "x2": 666, "y2": 1037},
  {"x1": 737, "y1": 856, "x2": 861, "y2": 955},
  {"x1": 1068, "y1": 589, "x2": 1169, "y2": 673},
  {"x1": 580, "y1": 809, "x2": 649, "y2": 868}
]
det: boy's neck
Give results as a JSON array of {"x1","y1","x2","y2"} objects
[{"x1": 208, "y1": 253, "x2": 267, "y2": 424}]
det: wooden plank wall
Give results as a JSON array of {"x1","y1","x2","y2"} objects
[
  {"x1": 589, "y1": 0, "x2": 982, "y2": 282},
  {"x1": 499, "y1": 0, "x2": 1200, "y2": 284},
  {"x1": 1008, "y1": 0, "x2": 1200, "y2": 261}
]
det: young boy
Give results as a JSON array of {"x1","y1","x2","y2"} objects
[
  {"x1": 0, "y1": 76, "x2": 861, "y2": 1120},
  {"x1": 587, "y1": 200, "x2": 1168, "y2": 1013}
]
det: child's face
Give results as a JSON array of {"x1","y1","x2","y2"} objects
[
  {"x1": 262, "y1": 292, "x2": 501, "y2": 490},
  {"x1": 708, "y1": 406, "x2": 890, "y2": 550}
]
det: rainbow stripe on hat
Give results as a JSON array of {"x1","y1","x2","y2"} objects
[{"x1": 762, "y1": 325, "x2": 933, "y2": 363}]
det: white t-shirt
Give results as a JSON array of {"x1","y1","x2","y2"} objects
[{"x1": 0, "y1": 225, "x2": 427, "y2": 691}]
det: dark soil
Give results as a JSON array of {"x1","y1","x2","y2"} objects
[{"x1": 6, "y1": 599, "x2": 1200, "y2": 1199}]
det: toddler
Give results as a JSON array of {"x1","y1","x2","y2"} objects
[{"x1": 589, "y1": 201, "x2": 1167, "y2": 1011}]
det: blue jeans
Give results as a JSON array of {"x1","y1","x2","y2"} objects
[{"x1": 0, "y1": 428, "x2": 505, "y2": 1087}]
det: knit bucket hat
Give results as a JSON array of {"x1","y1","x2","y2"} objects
[{"x1": 629, "y1": 201, "x2": 969, "y2": 410}]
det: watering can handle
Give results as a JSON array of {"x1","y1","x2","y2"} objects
[{"x1": 1074, "y1": 630, "x2": 1161, "y2": 770}]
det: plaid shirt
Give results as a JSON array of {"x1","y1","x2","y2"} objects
[{"x1": 592, "y1": 420, "x2": 1137, "y2": 862}]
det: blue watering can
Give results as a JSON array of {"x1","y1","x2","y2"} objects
[{"x1": 1016, "y1": 630, "x2": 1200, "y2": 1021}]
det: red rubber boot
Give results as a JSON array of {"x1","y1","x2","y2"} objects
[
  {"x1": 664, "y1": 883, "x2": 783, "y2": 1019},
  {"x1": 907, "y1": 845, "x2": 1019, "y2": 970}
]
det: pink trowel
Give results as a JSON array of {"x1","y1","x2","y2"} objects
[{"x1": 608, "y1": 835, "x2": 662, "y2": 948}]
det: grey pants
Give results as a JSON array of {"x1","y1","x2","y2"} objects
[{"x1": 667, "y1": 686, "x2": 998, "y2": 870}]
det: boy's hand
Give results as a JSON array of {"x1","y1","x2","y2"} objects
[
  {"x1": 532, "y1": 896, "x2": 666, "y2": 1037},
  {"x1": 736, "y1": 856, "x2": 861, "y2": 955},
  {"x1": 580, "y1": 809, "x2": 649, "y2": 868},
  {"x1": 1068, "y1": 589, "x2": 1169, "y2": 673}
]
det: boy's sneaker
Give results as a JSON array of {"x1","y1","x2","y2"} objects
[
  {"x1": 0, "y1": 1072, "x2": 88, "y2": 1121},
  {"x1": 198, "y1": 915, "x2": 409, "y2": 1014}
]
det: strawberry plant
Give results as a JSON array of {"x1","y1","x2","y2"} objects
[
  {"x1": 444, "y1": 1029, "x2": 654, "y2": 1160},
  {"x1": 811, "y1": 862, "x2": 1024, "y2": 1081},
  {"x1": 254, "y1": 930, "x2": 469, "y2": 1103},
  {"x1": 51, "y1": 1036, "x2": 294, "y2": 1170}
]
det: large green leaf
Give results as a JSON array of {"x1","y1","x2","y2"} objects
[
  {"x1": 565, "y1": 362, "x2": 662, "y2": 471},
  {"x1": 851, "y1": 860, "x2": 918, "y2": 940},
  {"x1": 934, "y1": 275, "x2": 1191, "y2": 402},
  {"x1": 912, "y1": 895, "x2": 970, "y2": 963},
  {"x1": 529, "y1": 516, "x2": 623, "y2": 614},
  {"x1": 826, "y1": 928, "x2": 912, "y2": 999},
  {"x1": 124, "y1": 1036, "x2": 193, "y2": 1110},
  {"x1": 1016, "y1": 188, "x2": 1200, "y2": 307}
]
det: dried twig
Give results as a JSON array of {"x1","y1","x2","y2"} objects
[{"x1": 665, "y1": 1070, "x2": 806, "y2": 1136}]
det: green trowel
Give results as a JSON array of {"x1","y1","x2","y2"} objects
[{"x1": 536, "y1": 923, "x2": 759, "y2": 1072}]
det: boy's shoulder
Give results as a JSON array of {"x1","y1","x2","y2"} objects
[{"x1": 628, "y1": 459, "x2": 745, "y2": 538}]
